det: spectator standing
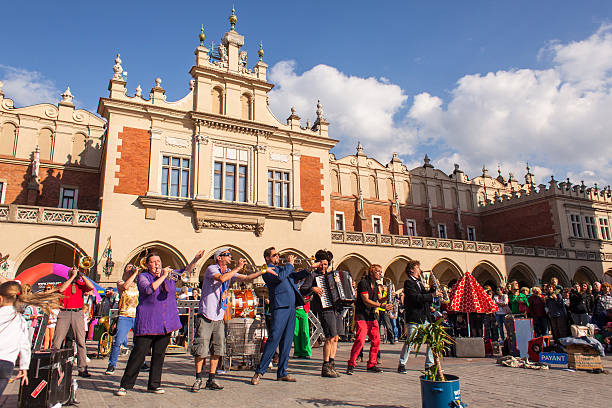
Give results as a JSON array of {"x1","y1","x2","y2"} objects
[
  {"x1": 545, "y1": 284, "x2": 568, "y2": 340},
  {"x1": 493, "y1": 287, "x2": 510, "y2": 341},
  {"x1": 508, "y1": 281, "x2": 529, "y2": 315},
  {"x1": 528, "y1": 287, "x2": 548, "y2": 337},
  {"x1": 569, "y1": 283, "x2": 590, "y2": 326}
]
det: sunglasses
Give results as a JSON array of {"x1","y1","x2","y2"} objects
[
  {"x1": 219, "y1": 252, "x2": 231, "y2": 257},
  {"x1": 270, "y1": 253, "x2": 279, "y2": 257}
]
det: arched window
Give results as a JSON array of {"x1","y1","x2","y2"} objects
[
  {"x1": 241, "y1": 93, "x2": 252, "y2": 120},
  {"x1": 38, "y1": 128, "x2": 53, "y2": 161},
  {"x1": 71, "y1": 133, "x2": 86, "y2": 164},
  {"x1": 331, "y1": 170, "x2": 340, "y2": 193},
  {"x1": 386, "y1": 178, "x2": 394, "y2": 200},
  {"x1": 211, "y1": 87, "x2": 223, "y2": 114},
  {"x1": 0, "y1": 122, "x2": 17, "y2": 156},
  {"x1": 368, "y1": 175, "x2": 377, "y2": 199},
  {"x1": 403, "y1": 180, "x2": 411, "y2": 203},
  {"x1": 350, "y1": 173, "x2": 358, "y2": 196}
]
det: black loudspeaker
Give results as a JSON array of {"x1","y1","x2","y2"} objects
[{"x1": 18, "y1": 348, "x2": 74, "y2": 408}]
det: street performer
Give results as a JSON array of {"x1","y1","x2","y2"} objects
[
  {"x1": 251, "y1": 248, "x2": 313, "y2": 385},
  {"x1": 191, "y1": 248, "x2": 273, "y2": 392},
  {"x1": 346, "y1": 264, "x2": 391, "y2": 374},
  {"x1": 52, "y1": 265, "x2": 95, "y2": 378},
  {"x1": 115, "y1": 250, "x2": 200, "y2": 396},
  {"x1": 397, "y1": 260, "x2": 441, "y2": 374},
  {"x1": 300, "y1": 250, "x2": 344, "y2": 378}
]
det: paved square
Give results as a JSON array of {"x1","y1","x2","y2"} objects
[{"x1": 2, "y1": 342, "x2": 610, "y2": 407}]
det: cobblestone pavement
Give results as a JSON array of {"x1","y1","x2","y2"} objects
[{"x1": 2, "y1": 341, "x2": 611, "y2": 407}]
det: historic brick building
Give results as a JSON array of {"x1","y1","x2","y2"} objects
[{"x1": 1, "y1": 11, "x2": 611, "y2": 289}]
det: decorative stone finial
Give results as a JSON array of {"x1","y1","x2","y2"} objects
[
  {"x1": 258, "y1": 41, "x2": 264, "y2": 61},
  {"x1": 189, "y1": 79, "x2": 195, "y2": 91},
  {"x1": 112, "y1": 54, "x2": 123, "y2": 80},
  {"x1": 291, "y1": 106, "x2": 296, "y2": 115},
  {"x1": 135, "y1": 85, "x2": 142, "y2": 97},
  {"x1": 508, "y1": 172, "x2": 515, "y2": 182},
  {"x1": 155, "y1": 77, "x2": 162, "y2": 88},
  {"x1": 580, "y1": 180, "x2": 586, "y2": 191},
  {"x1": 482, "y1": 165, "x2": 488, "y2": 177},
  {"x1": 61, "y1": 87, "x2": 74, "y2": 104},
  {"x1": 497, "y1": 164, "x2": 502, "y2": 177},
  {"x1": 229, "y1": 7, "x2": 237, "y2": 31},
  {"x1": 316, "y1": 99, "x2": 324, "y2": 120},
  {"x1": 423, "y1": 154, "x2": 433, "y2": 168},
  {"x1": 306, "y1": 119, "x2": 311, "y2": 128},
  {"x1": 356, "y1": 141, "x2": 364, "y2": 155},
  {"x1": 199, "y1": 24, "x2": 205, "y2": 46}
]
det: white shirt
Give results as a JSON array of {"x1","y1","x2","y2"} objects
[{"x1": 0, "y1": 306, "x2": 31, "y2": 370}]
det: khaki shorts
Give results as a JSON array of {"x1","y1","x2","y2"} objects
[{"x1": 191, "y1": 315, "x2": 225, "y2": 358}]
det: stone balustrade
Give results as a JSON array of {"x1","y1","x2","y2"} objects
[
  {"x1": 0, "y1": 204, "x2": 99, "y2": 228},
  {"x1": 331, "y1": 230, "x2": 606, "y2": 261}
]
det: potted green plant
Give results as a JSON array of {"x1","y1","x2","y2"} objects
[{"x1": 406, "y1": 319, "x2": 465, "y2": 408}]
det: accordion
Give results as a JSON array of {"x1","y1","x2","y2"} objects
[{"x1": 315, "y1": 270, "x2": 355, "y2": 309}]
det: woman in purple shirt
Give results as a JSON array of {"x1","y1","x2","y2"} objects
[{"x1": 116, "y1": 251, "x2": 199, "y2": 396}]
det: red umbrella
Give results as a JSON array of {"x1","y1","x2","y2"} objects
[{"x1": 449, "y1": 272, "x2": 498, "y2": 336}]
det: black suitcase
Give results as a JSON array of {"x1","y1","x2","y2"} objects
[{"x1": 18, "y1": 348, "x2": 74, "y2": 407}]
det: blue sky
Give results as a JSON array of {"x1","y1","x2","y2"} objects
[{"x1": 2, "y1": 1, "x2": 612, "y2": 185}]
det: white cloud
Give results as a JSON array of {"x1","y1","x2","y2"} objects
[
  {"x1": 0, "y1": 65, "x2": 59, "y2": 107},
  {"x1": 267, "y1": 25, "x2": 612, "y2": 187},
  {"x1": 409, "y1": 24, "x2": 612, "y2": 185},
  {"x1": 268, "y1": 61, "x2": 413, "y2": 159}
]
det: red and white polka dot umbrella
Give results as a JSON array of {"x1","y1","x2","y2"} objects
[{"x1": 449, "y1": 272, "x2": 498, "y2": 314}]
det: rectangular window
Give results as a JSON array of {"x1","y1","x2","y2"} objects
[
  {"x1": 161, "y1": 155, "x2": 190, "y2": 198},
  {"x1": 213, "y1": 146, "x2": 249, "y2": 202},
  {"x1": 467, "y1": 226, "x2": 476, "y2": 241},
  {"x1": 268, "y1": 170, "x2": 291, "y2": 208},
  {"x1": 570, "y1": 214, "x2": 583, "y2": 238},
  {"x1": 0, "y1": 181, "x2": 5, "y2": 204},
  {"x1": 59, "y1": 187, "x2": 77, "y2": 209},
  {"x1": 585, "y1": 216, "x2": 597, "y2": 239},
  {"x1": 438, "y1": 224, "x2": 447, "y2": 239},
  {"x1": 334, "y1": 211, "x2": 345, "y2": 231},
  {"x1": 599, "y1": 218, "x2": 610, "y2": 241},
  {"x1": 372, "y1": 215, "x2": 382, "y2": 234},
  {"x1": 405, "y1": 219, "x2": 417, "y2": 236}
]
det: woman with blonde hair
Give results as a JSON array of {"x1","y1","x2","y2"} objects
[
  {"x1": 43, "y1": 284, "x2": 60, "y2": 349},
  {"x1": 0, "y1": 280, "x2": 62, "y2": 396}
]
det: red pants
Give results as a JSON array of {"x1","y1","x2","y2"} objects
[{"x1": 348, "y1": 319, "x2": 380, "y2": 368}]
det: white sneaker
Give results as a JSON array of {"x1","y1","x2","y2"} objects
[
  {"x1": 86, "y1": 356, "x2": 91, "y2": 363},
  {"x1": 148, "y1": 387, "x2": 165, "y2": 394},
  {"x1": 115, "y1": 387, "x2": 127, "y2": 396}
]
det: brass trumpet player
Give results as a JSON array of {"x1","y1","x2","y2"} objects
[{"x1": 52, "y1": 264, "x2": 96, "y2": 378}]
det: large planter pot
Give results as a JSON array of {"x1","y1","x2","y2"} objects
[{"x1": 419, "y1": 374, "x2": 464, "y2": 408}]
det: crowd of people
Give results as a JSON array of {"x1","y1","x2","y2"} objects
[{"x1": 0, "y1": 250, "x2": 611, "y2": 399}]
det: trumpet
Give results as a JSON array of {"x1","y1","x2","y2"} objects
[
  {"x1": 241, "y1": 263, "x2": 269, "y2": 274},
  {"x1": 79, "y1": 256, "x2": 93, "y2": 270},
  {"x1": 168, "y1": 269, "x2": 191, "y2": 283}
]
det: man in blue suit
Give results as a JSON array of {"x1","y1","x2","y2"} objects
[{"x1": 251, "y1": 247, "x2": 312, "y2": 385}]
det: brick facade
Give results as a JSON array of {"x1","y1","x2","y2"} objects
[
  {"x1": 331, "y1": 194, "x2": 482, "y2": 239},
  {"x1": 480, "y1": 200, "x2": 556, "y2": 246},
  {"x1": 300, "y1": 155, "x2": 324, "y2": 213},
  {"x1": 0, "y1": 161, "x2": 100, "y2": 210},
  {"x1": 114, "y1": 127, "x2": 151, "y2": 195}
]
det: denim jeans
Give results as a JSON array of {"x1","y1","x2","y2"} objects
[
  {"x1": 495, "y1": 314, "x2": 506, "y2": 340},
  {"x1": 390, "y1": 318, "x2": 399, "y2": 340},
  {"x1": 399, "y1": 322, "x2": 433, "y2": 368},
  {"x1": 108, "y1": 316, "x2": 135, "y2": 368}
]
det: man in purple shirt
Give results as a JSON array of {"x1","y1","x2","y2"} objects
[{"x1": 191, "y1": 247, "x2": 273, "y2": 392}]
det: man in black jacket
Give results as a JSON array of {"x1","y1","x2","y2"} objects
[{"x1": 397, "y1": 260, "x2": 440, "y2": 374}]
